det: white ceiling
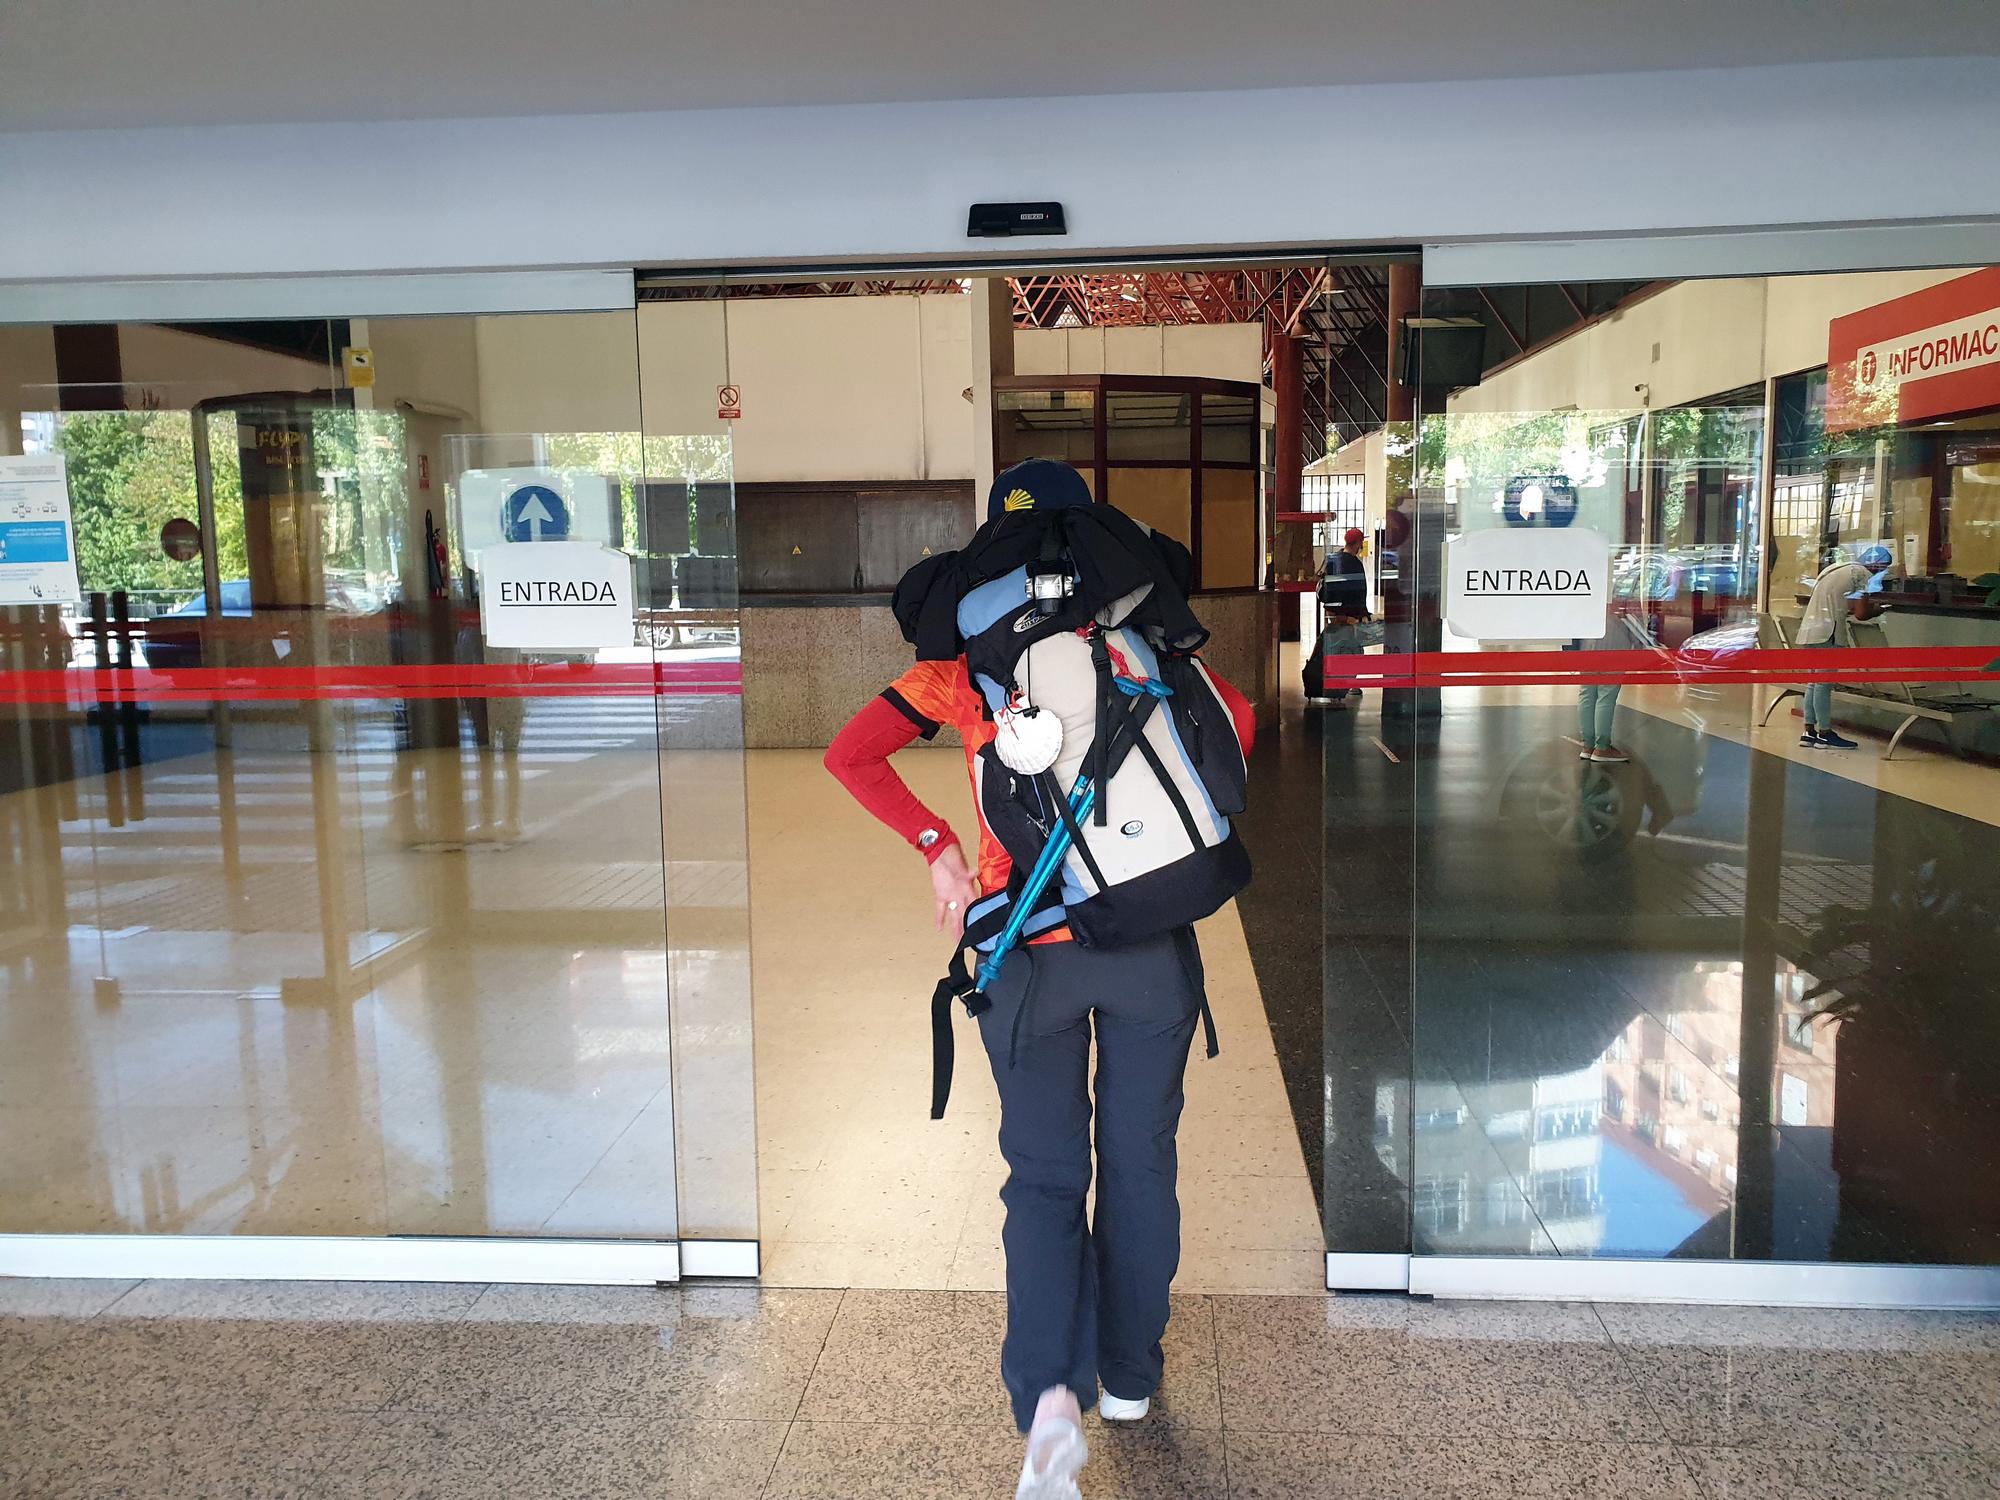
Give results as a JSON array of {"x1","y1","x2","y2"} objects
[{"x1": 5, "y1": 0, "x2": 1998, "y2": 132}]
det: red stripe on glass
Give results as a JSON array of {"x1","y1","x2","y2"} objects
[
  {"x1": 1320, "y1": 645, "x2": 2000, "y2": 689},
  {"x1": 2, "y1": 660, "x2": 744, "y2": 707}
]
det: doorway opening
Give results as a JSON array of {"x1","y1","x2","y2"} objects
[{"x1": 640, "y1": 260, "x2": 1409, "y2": 1292}]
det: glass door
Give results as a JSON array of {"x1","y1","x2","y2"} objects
[
  {"x1": 1338, "y1": 257, "x2": 2000, "y2": 1300},
  {"x1": 0, "y1": 295, "x2": 753, "y2": 1272}
]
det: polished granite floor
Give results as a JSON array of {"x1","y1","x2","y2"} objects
[{"x1": 4, "y1": 1277, "x2": 1996, "y2": 1498}]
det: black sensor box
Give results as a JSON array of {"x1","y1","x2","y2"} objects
[{"x1": 967, "y1": 202, "x2": 1067, "y2": 238}]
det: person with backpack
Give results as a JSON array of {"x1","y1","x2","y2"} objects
[
  {"x1": 824, "y1": 458, "x2": 1255, "y2": 1499},
  {"x1": 1306, "y1": 527, "x2": 1380, "y2": 705}
]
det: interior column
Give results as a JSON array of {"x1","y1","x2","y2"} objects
[{"x1": 969, "y1": 278, "x2": 1015, "y2": 497}]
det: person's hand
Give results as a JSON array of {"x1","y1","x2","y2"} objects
[{"x1": 929, "y1": 842, "x2": 980, "y2": 938}]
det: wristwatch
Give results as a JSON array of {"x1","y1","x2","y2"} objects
[{"x1": 917, "y1": 828, "x2": 942, "y2": 852}]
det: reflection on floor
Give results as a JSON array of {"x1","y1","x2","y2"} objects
[
  {"x1": 1315, "y1": 650, "x2": 2000, "y2": 1268},
  {"x1": 747, "y1": 749, "x2": 1326, "y2": 1295},
  {"x1": 1515, "y1": 677, "x2": 2000, "y2": 832},
  {"x1": 6, "y1": 1277, "x2": 1996, "y2": 1498},
  {"x1": 0, "y1": 693, "x2": 717, "y2": 1240}
]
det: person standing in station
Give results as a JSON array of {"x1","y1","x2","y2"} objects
[
  {"x1": 823, "y1": 459, "x2": 1255, "y2": 1500},
  {"x1": 1795, "y1": 543, "x2": 1893, "y2": 749}
]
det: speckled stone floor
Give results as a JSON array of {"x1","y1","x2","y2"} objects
[{"x1": 4, "y1": 1278, "x2": 1996, "y2": 1498}]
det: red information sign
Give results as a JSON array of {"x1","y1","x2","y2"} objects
[
  {"x1": 717, "y1": 384, "x2": 742, "y2": 420},
  {"x1": 1826, "y1": 266, "x2": 2000, "y2": 434}
]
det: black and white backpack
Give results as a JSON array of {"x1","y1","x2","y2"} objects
[{"x1": 894, "y1": 498, "x2": 1252, "y2": 1114}]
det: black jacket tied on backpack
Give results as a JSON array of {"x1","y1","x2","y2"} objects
[{"x1": 892, "y1": 503, "x2": 1209, "y2": 667}]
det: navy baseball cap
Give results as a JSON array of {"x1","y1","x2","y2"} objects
[{"x1": 987, "y1": 458, "x2": 1093, "y2": 521}]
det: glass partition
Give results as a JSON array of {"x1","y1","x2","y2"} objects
[
  {"x1": 0, "y1": 306, "x2": 751, "y2": 1255},
  {"x1": 1328, "y1": 264, "x2": 2000, "y2": 1285}
]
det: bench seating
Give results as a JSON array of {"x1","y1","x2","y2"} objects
[{"x1": 1756, "y1": 614, "x2": 1998, "y2": 760}]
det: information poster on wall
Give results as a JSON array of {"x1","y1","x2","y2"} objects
[{"x1": 0, "y1": 454, "x2": 82, "y2": 606}]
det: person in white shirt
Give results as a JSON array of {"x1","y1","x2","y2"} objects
[{"x1": 1795, "y1": 544, "x2": 1893, "y2": 749}]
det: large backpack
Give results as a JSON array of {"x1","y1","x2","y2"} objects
[{"x1": 894, "y1": 502, "x2": 1252, "y2": 1114}]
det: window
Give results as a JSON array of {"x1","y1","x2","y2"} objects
[
  {"x1": 1535, "y1": 1104, "x2": 1598, "y2": 1141},
  {"x1": 996, "y1": 375, "x2": 1264, "y2": 592},
  {"x1": 1414, "y1": 1177, "x2": 1467, "y2": 1235},
  {"x1": 1483, "y1": 1180, "x2": 1533, "y2": 1226},
  {"x1": 1302, "y1": 469, "x2": 1366, "y2": 554},
  {"x1": 1531, "y1": 1167, "x2": 1599, "y2": 1219}
]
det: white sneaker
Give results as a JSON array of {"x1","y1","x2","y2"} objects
[
  {"x1": 1016, "y1": 1386, "x2": 1087, "y2": 1500},
  {"x1": 1098, "y1": 1391, "x2": 1151, "y2": 1422}
]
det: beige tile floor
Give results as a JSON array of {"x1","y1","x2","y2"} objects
[
  {"x1": 6, "y1": 1277, "x2": 1995, "y2": 1498},
  {"x1": 746, "y1": 747, "x2": 1328, "y2": 1296},
  {"x1": 1640, "y1": 680, "x2": 2000, "y2": 830}
]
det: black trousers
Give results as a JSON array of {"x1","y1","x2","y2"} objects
[{"x1": 975, "y1": 927, "x2": 1204, "y2": 1432}]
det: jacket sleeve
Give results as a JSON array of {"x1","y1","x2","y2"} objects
[
  {"x1": 823, "y1": 692, "x2": 960, "y2": 863},
  {"x1": 1209, "y1": 669, "x2": 1256, "y2": 757}
]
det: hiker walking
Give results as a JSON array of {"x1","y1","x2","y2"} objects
[{"x1": 825, "y1": 459, "x2": 1255, "y2": 1499}]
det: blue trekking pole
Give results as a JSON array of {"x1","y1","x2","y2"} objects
[
  {"x1": 972, "y1": 676, "x2": 1170, "y2": 993},
  {"x1": 974, "y1": 772, "x2": 1096, "y2": 991}
]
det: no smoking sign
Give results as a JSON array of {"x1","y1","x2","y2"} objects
[{"x1": 717, "y1": 385, "x2": 742, "y2": 420}]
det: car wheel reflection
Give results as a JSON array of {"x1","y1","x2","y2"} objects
[{"x1": 1524, "y1": 752, "x2": 1645, "y2": 861}]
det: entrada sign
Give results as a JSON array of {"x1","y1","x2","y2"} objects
[
  {"x1": 478, "y1": 539, "x2": 635, "y2": 650},
  {"x1": 1446, "y1": 526, "x2": 1611, "y2": 641}
]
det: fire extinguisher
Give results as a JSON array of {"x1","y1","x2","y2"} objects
[{"x1": 424, "y1": 508, "x2": 448, "y2": 600}]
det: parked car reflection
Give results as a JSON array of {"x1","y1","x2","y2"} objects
[
  {"x1": 144, "y1": 578, "x2": 376, "y2": 670},
  {"x1": 1612, "y1": 546, "x2": 1751, "y2": 648}
]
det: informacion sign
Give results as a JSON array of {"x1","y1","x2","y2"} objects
[
  {"x1": 1827, "y1": 265, "x2": 2000, "y2": 433},
  {"x1": 0, "y1": 454, "x2": 82, "y2": 606},
  {"x1": 478, "y1": 540, "x2": 635, "y2": 650},
  {"x1": 1445, "y1": 526, "x2": 1610, "y2": 642},
  {"x1": 342, "y1": 345, "x2": 376, "y2": 390},
  {"x1": 718, "y1": 384, "x2": 742, "y2": 420}
]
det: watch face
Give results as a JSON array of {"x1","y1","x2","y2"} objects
[{"x1": 918, "y1": 829, "x2": 940, "y2": 850}]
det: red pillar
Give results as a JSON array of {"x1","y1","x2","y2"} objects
[
  {"x1": 1273, "y1": 331, "x2": 1304, "y2": 513},
  {"x1": 1272, "y1": 332, "x2": 1305, "y2": 648}
]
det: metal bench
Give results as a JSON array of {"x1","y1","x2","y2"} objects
[
  {"x1": 1756, "y1": 613, "x2": 1997, "y2": 759},
  {"x1": 1754, "y1": 613, "x2": 1803, "y2": 726},
  {"x1": 1834, "y1": 619, "x2": 1999, "y2": 760}
]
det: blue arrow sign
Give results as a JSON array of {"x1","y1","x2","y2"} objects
[{"x1": 504, "y1": 484, "x2": 570, "y2": 543}]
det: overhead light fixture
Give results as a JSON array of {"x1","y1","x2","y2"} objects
[{"x1": 1119, "y1": 287, "x2": 1141, "y2": 303}]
